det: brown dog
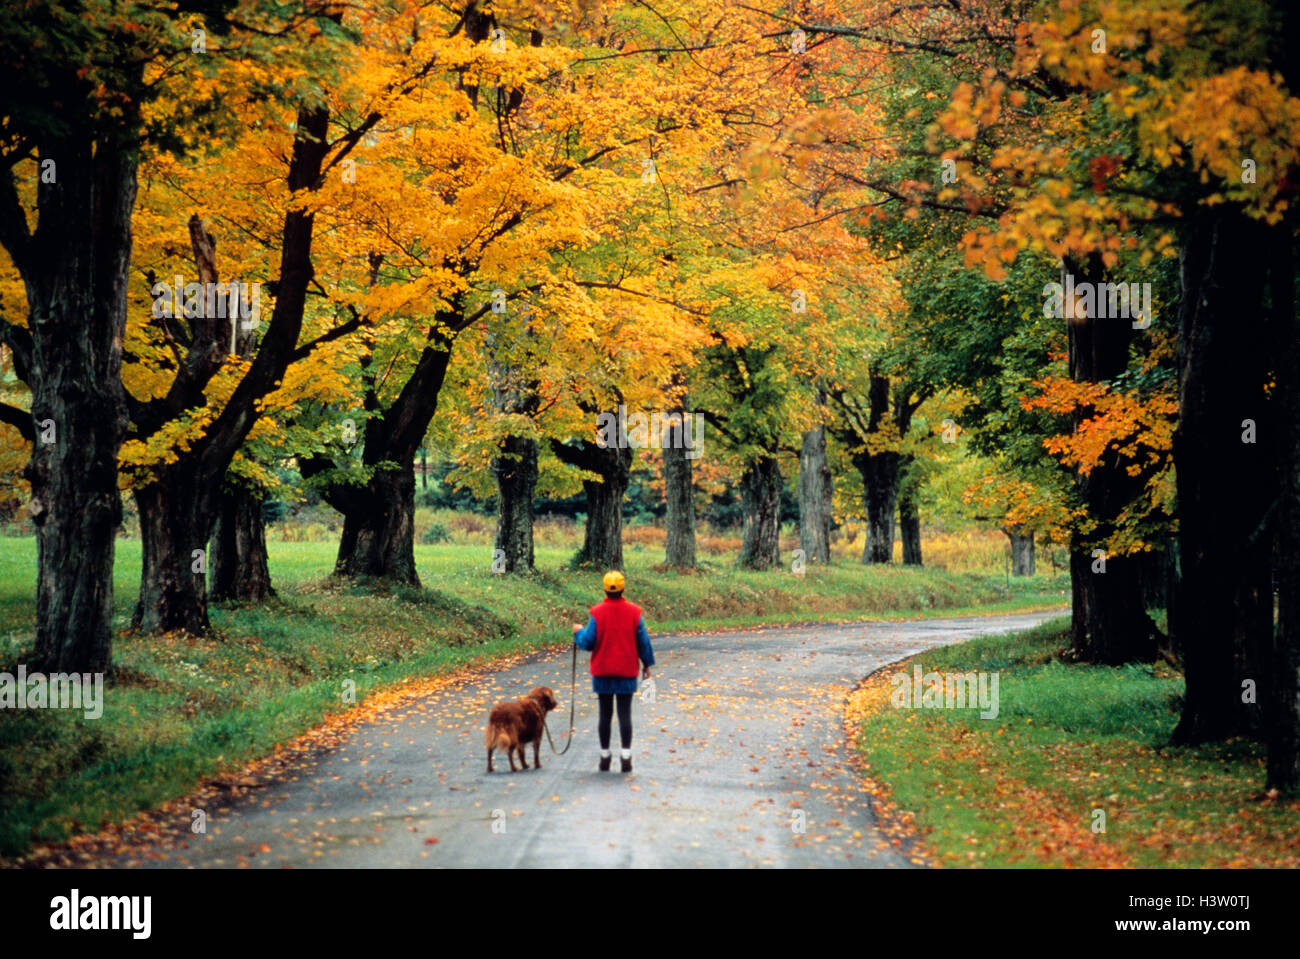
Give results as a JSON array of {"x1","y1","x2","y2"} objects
[{"x1": 485, "y1": 686, "x2": 559, "y2": 773}]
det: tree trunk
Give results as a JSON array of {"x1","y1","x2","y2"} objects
[
  {"x1": 488, "y1": 324, "x2": 540, "y2": 575},
  {"x1": 1233, "y1": 556, "x2": 1272, "y2": 736},
  {"x1": 893, "y1": 385, "x2": 922, "y2": 566},
  {"x1": 898, "y1": 459, "x2": 921, "y2": 566},
  {"x1": 1162, "y1": 539, "x2": 1180, "y2": 665},
  {"x1": 1005, "y1": 525, "x2": 1034, "y2": 576},
  {"x1": 830, "y1": 374, "x2": 924, "y2": 569},
  {"x1": 326, "y1": 326, "x2": 460, "y2": 586},
  {"x1": 739, "y1": 455, "x2": 782, "y2": 570},
  {"x1": 1137, "y1": 547, "x2": 1169, "y2": 609},
  {"x1": 128, "y1": 105, "x2": 333, "y2": 633},
  {"x1": 1271, "y1": 450, "x2": 1300, "y2": 790},
  {"x1": 1170, "y1": 210, "x2": 1274, "y2": 742},
  {"x1": 133, "y1": 475, "x2": 211, "y2": 635},
  {"x1": 856, "y1": 449, "x2": 898, "y2": 564},
  {"x1": 663, "y1": 426, "x2": 697, "y2": 568},
  {"x1": 493, "y1": 434, "x2": 538, "y2": 574},
  {"x1": 798, "y1": 425, "x2": 831, "y2": 564},
  {"x1": 334, "y1": 464, "x2": 419, "y2": 583},
  {"x1": 1063, "y1": 255, "x2": 1156, "y2": 664},
  {"x1": 1069, "y1": 548, "x2": 1155, "y2": 664},
  {"x1": 864, "y1": 373, "x2": 900, "y2": 564},
  {"x1": 207, "y1": 225, "x2": 273, "y2": 605},
  {"x1": 899, "y1": 510, "x2": 921, "y2": 565},
  {"x1": 209, "y1": 486, "x2": 275, "y2": 602},
  {"x1": 19, "y1": 131, "x2": 136, "y2": 673},
  {"x1": 579, "y1": 474, "x2": 626, "y2": 570},
  {"x1": 552, "y1": 437, "x2": 631, "y2": 570},
  {"x1": 1265, "y1": 159, "x2": 1299, "y2": 789}
]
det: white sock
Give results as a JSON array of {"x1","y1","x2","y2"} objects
[
  {"x1": 600, "y1": 749, "x2": 611, "y2": 758},
  {"x1": 620, "y1": 748, "x2": 631, "y2": 759}
]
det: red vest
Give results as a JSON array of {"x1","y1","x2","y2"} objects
[{"x1": 589, "y1": 598, "x2": 642, "y2": 678}]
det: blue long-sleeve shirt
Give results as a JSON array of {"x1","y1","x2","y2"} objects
[{"x1": 574, "y1": 615, "x2": 655, "y2": 695}]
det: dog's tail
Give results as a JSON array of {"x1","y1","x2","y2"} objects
[{"x1": 485, "y1": 722, "x2": 511, "y2": 752}]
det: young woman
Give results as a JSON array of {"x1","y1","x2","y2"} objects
[{"x1": 572, "y1": 570, "x2": 655, "y2": 772}]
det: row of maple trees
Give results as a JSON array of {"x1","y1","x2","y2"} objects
[{"x1": 1, "y1": 0, "x2": 1298, "y2": 789}]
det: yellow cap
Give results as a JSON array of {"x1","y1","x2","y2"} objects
[{"x1": 602, "y1": 570, "x2": 626, "y2": 594}]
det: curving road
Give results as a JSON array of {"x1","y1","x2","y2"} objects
[{"x1": 107, "y1": 610, "x2": 1062, "y2": 869}]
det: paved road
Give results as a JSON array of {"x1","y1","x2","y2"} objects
[{"x1": 110, "y1": 611, "x2": 1061, "y2": 868}]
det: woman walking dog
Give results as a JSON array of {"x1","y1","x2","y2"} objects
[{"x1": 572, "y1": 570, "x2": 655, "y2": 772}]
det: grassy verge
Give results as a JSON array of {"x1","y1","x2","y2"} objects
[
  {"x1": 847, "y1": 618, "x2": 1300, "y2": 867},
  {"x1": 0, "y1": 537, "x2": 1066, "y2": 860}
]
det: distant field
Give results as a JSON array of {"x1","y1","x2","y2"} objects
[{"x1": 0, "y1": 511, "x2": 1067, "y2": 641}]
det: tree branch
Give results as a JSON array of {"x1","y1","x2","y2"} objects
[{"x1": 0, "y1": 401, "x2": 34, "y2": 442}]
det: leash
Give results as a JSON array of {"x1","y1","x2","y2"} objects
[{"x1": 544, "y1": 640, "x2": 577, "y2": 755}]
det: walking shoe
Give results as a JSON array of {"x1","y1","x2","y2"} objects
[
  {"x1": 621, "y1": 756, "x2": 632, "y2": 773},
  {"x1": 598, "y1": 754, "x2": 611, "y2": 772}
]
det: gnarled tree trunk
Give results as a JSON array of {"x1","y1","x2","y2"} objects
[
  {"x1": 334, "y1": 464, "x2": 419, "y2": 582},
  {"x1": 133, "y1": 471, "x2": 211, "y2": 635},
  {"x1": 130, "y1": 104, "x2": 334, "y2": 633},
  {"x1": 16, "y1": 130, "x2": 136, "y2": 672},
  {"x1": 209, "y1": 486, "x2": 274, "y2": 602},
  {"x1": 320, "y1": 324, "x2": 458, "y2": 587}
]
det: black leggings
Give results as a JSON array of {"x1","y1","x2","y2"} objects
[{"x1": 597, "y1": 693, "x2": 634, "y2": 750}]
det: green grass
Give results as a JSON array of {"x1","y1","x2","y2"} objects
[
  {"x1": 853, "y1": 619, "x2": 1300, "y2": 867},
  {"x1": 0, "y1": 534, "x2": 1067, "y2": 860}
]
